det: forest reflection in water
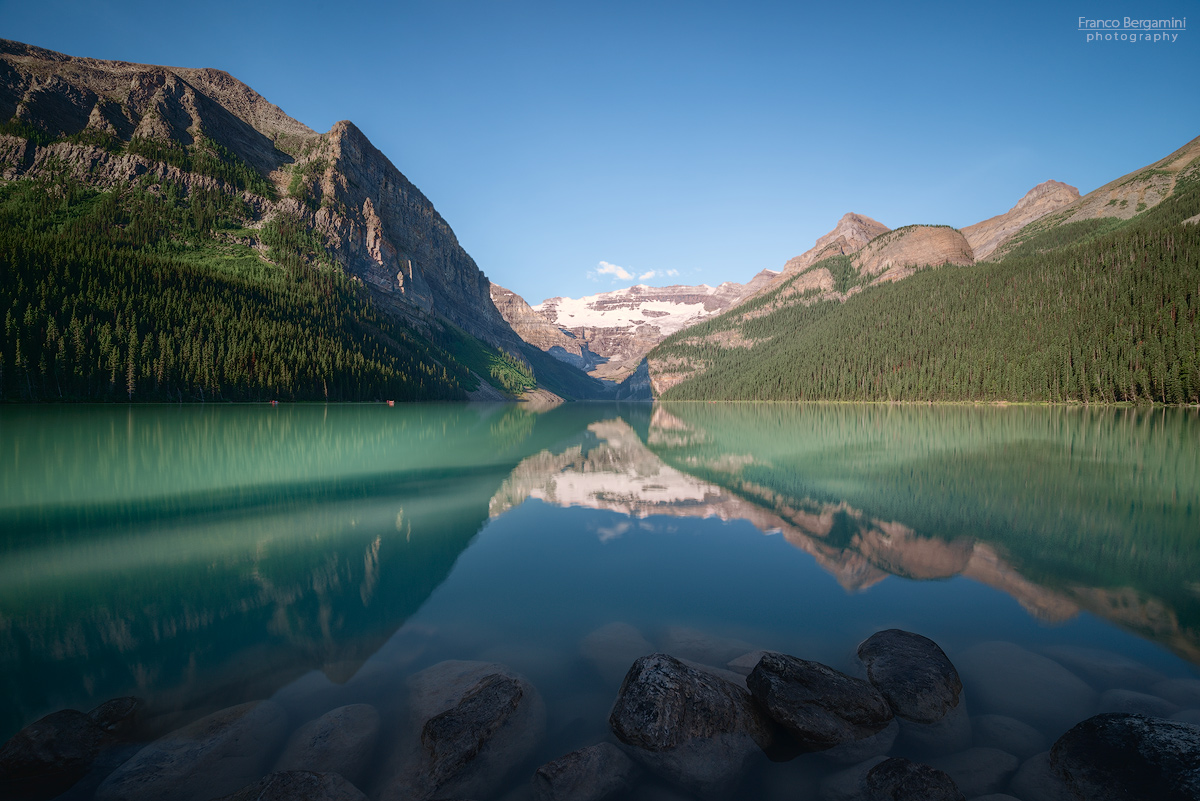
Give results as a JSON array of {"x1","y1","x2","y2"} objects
[{"x1": 1, "y1": 401, "x2": 1197, "y2": 758}]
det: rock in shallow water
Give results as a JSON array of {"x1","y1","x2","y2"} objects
[
  {"x1": 1039, "y1": 645, "x2": 1165, "y2": 691},
  {"x1": 94, "y1": 700, "x2": 289, "y2": 801},
  {"x1": 217, "y1": 770, "x2": 366, "y2": 801},
  {"x1": 0, "y1": 707, "x2": 115, "y2": 799},
  {"x1": 532, "y1": 742, "x2": 640, "y2": 801},
  {"x1": 926, "y1": 748, "x2": 1018, "y2": 798},
  {"x1": 955, "y1": 642, "x2": 1096, "y2": 735},
  {"x1": 747, "y1": 652, "x2": 893, "y2": 751},
  {"x1": 857, "y1": 630, "x2": 962, "y2": 724},
  {"x1": 1050, "y1": 712, "x2": 1200, "y2": 801},
  {"x1": 1007, "y1": 751, "x2": 1073, "y2": 801},
  {"x1": 864, "y1": 757, "x2": 965, "y2": 801},
  {"x1": 971, "y1": 714, "x2": 1046, "y2": 760},
  {"x1": 378, "y1": 660, "x2": 546, "y2": 801},
  {"x1": 272, "y1": 704, "x2": 380, "y2": 785},
  {"x1": 581, "y1": 623, "x2": 655, "y2": 687},
  {"x1": 1097, "y1": 688, "x2": 1180, "y2": 718},
  {"x1": 609, "y1": 653, "x2": 774, "y2": 799}
]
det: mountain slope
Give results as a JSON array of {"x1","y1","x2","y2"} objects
[
  {"x1": 962, "y1": 180, "x2": 1080, "y2": 261},
  {"x1": 648, "y1": 136, "x2": 1200, "y2": 403},
  {"x1": 0, "y1": 39, "x2": 603, "y2": 401}
]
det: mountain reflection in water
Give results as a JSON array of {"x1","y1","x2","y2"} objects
[{"x1": 1, "y1": 401, "x2": 1197, "y2": 747}]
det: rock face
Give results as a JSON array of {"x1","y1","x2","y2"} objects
[
  {"x1": 608, "y1": 653, "x2": 775, "y2": 799},
  {"x1": 490, "y1": 284, "x2": 603, "y2": 371},
  {"x1": 962, "y1": 180, "x2": 1080, "y2": 261},
  {"x1": 780, "y1": 212, "x2": 891, "y2": 279},
  {"x1": 1050, "y1": 713, "x2": 1200, "y2": 801},
  {"x1": 377, "y1": 660, "x2": 546, "y2": 801},
  {"x1": 271, "y1": 704, "x2": 380, "y2": 785},
  {"x1": 864, "y1": 757, "x2": 965, "y2": 801},
  {"x1": 852, "y1": 225, "x2": 975, "y2": 283},
  {"x1": 532, "y1": 742, "x2": 641, "y2": 801},
  {"x1": 218, "y1": 771, "x2": 367, "y2": 801},
  {"x1": 857, "y1": 630, "x2": 962, "y2": 724},
  {"x1": 746, "y1": 652, "x2": 893, "y2": 750},
  {"x1": 94, "y1": 700, "x2": 289, "y2": 801},
  {"x1": 0, "y1": 38, "x2": 531, "y2": 360}
]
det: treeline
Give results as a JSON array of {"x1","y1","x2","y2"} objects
[
  {"x1": 656, "y1": 178, "x2": 1200, "y2": 404},
  {"x1": 0, "y1": 170, "x2": 474, "y2": 402}
]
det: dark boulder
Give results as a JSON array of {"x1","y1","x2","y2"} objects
[
  {"x1": 609, "y1": 653, "x2": 774, "y2": 799},
  {"x1": 747, "y1": 652, "x2": 893, "y2": 750},
  {"x1": 532, "y1": 742, "x2": 641, "y2": 801},
  {"x1": 857, "y1": 630, "x2": 962, "y2": 724},
  {"x1": 864, "y1": 757, "x2": 965, "y2": 801},
  {"x1": 1050, "y1": 713, "x2": 1200, "y2": 801},
  {"x1": 217, "y1": 770, "x2": 367, "y2": 801}
]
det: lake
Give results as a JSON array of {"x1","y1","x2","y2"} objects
[{"x1": 2, "y1": 402, "x2": 1198, "y2": 800}]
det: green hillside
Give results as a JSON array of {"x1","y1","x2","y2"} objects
[{"x1": 652, "y1": 173, "x2": 1200, "y2": 404}]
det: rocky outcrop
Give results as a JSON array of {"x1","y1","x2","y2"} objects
[
  {"x1": 490, "y1": 284, "x2": 602, "y2": 371},
  {"x1": 608, "y1": 653, "x2": 775, "y2": 798},
  {"x1": 962, "y1": 180, "x2": 1080, "y2": 261},
  {"x1": 746, "y1": 652, "x2": 894, "y2": 750},
  {"x1": 781, "y1": 212, "x2": 891, "y2": 278},
  {"x1": 1050, "y1": 713, "x2": 1200, "y2": 801},
  {"x1": 852, "y1": 225, "x2": 975, "y2": 283}
]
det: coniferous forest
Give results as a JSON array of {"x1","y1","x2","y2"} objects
[
  {"x1": 0, "y1": 165, "x2": 477, "y2": 402},
  {"x1": 654, "y1": 175, "x2": 1200, "y2": 404}
]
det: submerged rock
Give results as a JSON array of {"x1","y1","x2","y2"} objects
[
  {"x1": 377, "y1": 660, "x2": 545, "y2": 801},
  {"x1": 0, "y1": 709, "x2": 112, "y2": 799},
  {"x1": 1007, "y1": 751, "x2": 1073, "y2": 801},
  {"x1": 1097, "y1": 688, "x2": 1180, "y2": 718},
  {"x1": 272, "y1": 704, "x2": 380, "y2": 785},
  {"x1": 896, "y1": 700, "x2": 972, "y2": 757},
  {"x1": 818, "y1": 755, "x2": 888, "y2": 801},
  {"x1": 1040, "y1": 645, "x2": 1165, "y2": 691},
  {"x1": 532, "y1": 742, "x2": 640, "y2": 801},
  {"x1": 727, "y1": 650, "x2": 777, "y2": 676},
  {"x1": 748, "y1": 652, "x2": 893, "y2": 751},
  {"x1": 581, "y1": 623, "x2": 655, "y2": 687},
  {"x1": 656, "y1": 626, "x2": 756, "y2": 669},
  {"x1": 821, "y1": 719, "x2": 899, "y2": 765},
  {"x1": 95, "y1": 700, "x2": 289, "y2": 801},
  {"x1": 857, "y1": 630, "x2": 962, "y2": 724},
  {"x1": 1151, "y1": 678, "x2": 1200, "y2": 709},
  {"x1": 956, "y1": 642, "x2": 1096, "y2": 735},
  {"x1": 1050, "y1": 713, "x2": 1200, "y2": 801},
  {"x1": 217, "y1": 771, "x2": 366, "y2": 801},
  {"x1": 971, "y1": 714, "x2": 1046, "y2": 760},
  {"x1": 864, "y1": 757, "x2": 965, "y2": 801},
  {"x1": 926, "y1": 748, "x2": 1018, "y2": 798},
  {"x1": 609, "y1": 653, "x2": 774, "y2": 799}
]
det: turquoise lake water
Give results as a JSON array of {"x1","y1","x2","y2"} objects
[{"x1": 1, "y1": 402, "x2": 1197, "y2": 797}]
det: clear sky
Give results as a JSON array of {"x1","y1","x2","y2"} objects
[{"x1": 3, "y1": 0, "x2": 1198, "y2": 302}]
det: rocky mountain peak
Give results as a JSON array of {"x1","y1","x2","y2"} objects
[
  {"x1": 962, "y1": 180, "x2": 1081, "y2": 261},
  {"x1": 781, "y1": 212, "x2": 891, "y2": 278}
]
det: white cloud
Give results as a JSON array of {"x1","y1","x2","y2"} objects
[
  {"x1": 638, "y1": 270, "x2": 656, "y2": 281},
  {"x1": 667, "y1": 269, "x2": 679, "y2": 277},
  {"x1": 595, "y1": 261, "x2": 633, "y2": 281}
]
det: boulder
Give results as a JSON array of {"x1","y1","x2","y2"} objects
[
  {"x1": 581, "y1": 623, "x2": 654, "y2": 687},
  {"x1": 1050, "y1": 713, "x2": 1200, "y2": 801},
  {"x1": 87, "y1": 697, "x2": 143, "y2": 738},
  {"x1": 971, "y1": 715, "x2": 1046, "y2": 760},
  {"x1": 1040, "y1": 645, "x2": 1164, "y2": 691},
  {"x1": 864, "y1": 757, "x2": 965, "y2": 801},
  {"x1": 956, "y1": 642, "x2": 1096, "y2": 735},
  {"x1": 609, "y1": 653, "x2": 774, "y2": 799},
  {"x1": 272, "y1": 704, "x2": 380, "y2": 785},
  {"x1": 857, "y1": 630, "x2": 962, "y2": 724},
  {"x1": 531, "y1": 742, "x2": 640, "y2": 801},
  {"x1": 0, "y1": 708, "x2": 113, "y2": 799},
  {"x1": 1097, "y1": 689, "x2": 1180, "y2": 718},
  {"x1": 217, "y1": 771, "x2": 366, "y2": 801},
  {"x1": 1151, "y1": 678, "x2": 1200, "y2": 709},
  {"x1": 926, "y1": 748, "x2": 1019, "y2": 798},
  {"x1": 378, "y1": 661, "x2": 546, "y2": 801},
  {"x1": 95, "y1": 700, "x2": 289, "y2": 801},
  {"x1": 747, "y1": 652, "x2": 893, "y2": 751},
  {"x1": 1007, "y1": 751, "x2": 1073, "y2": 801}
]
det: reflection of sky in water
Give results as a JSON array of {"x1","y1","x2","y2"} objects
[{"x1": 1, "y1": 402, "x2": 1197, "y2": 761}]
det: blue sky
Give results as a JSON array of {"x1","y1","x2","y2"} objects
[{"x1": 3, "y1": 0, "x2": 1198, "y2": 302}]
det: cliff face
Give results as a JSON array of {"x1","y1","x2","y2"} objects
[
  {"x1": 489, "y1": 283, "x2": 603, "y2": 372},
  {"x1": 852, "y1": 225, "x2": 975, "y2": 283},
  {"x1": 0, "y1": 39, "x2": 525, "y2": 355}
]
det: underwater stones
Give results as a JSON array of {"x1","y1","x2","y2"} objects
[
  {"x1": 95, "y1": 700, "x2": 289, "y2": 801},
  {"x1": 818, "y1": 755, "x2": 888, "y2": 801},
  {"x1": 821, "y1": 719, "x2": 899, "y2": 765},
  {"x1": 956, "y1": 642, "x2": 1096, "y2": 735},
  {"x1": 747, "y1": 652, "x2": 893, "y2": 751},
  {"x1": 727, "y1": 650, "x2": 777, "y2": 676},
  {"x1": 896, "y1": 700, "x2": 972, "y2": 757},
  {"x1": 609, "y1": 653, "x2": 774, "y2": 799},
  {"x1": 0, "y1": 708, "x2": 114, "y2": 799},
  {"x1": 1151, "y1": 678, "x2": 1200, "y2": 709},
  {"x1": 1007, "y1": 751, "x2": 1073, "y2": 801},
  {"x1": 1049, "y1": 713, "x2": 1200, "y2": 801},
  {"x1": 971, "y1": 714, "x2": 1046, "y2": 760},
  {"x1": 925, "y1": 748, "x2": 1018, "y2": 798},
  {"x1": 1039, "y1": 645, "x2": 1165, "y2": 691},
  {"x1": 1097, "y1": 688, "x2": 1180, "y2": 717},
  {"x1": 580, "y1": 623, "x2": 654, "y2": 687},
  {"x1": 272, "y1": 704, "x2": 380, "y2": 785},
  {"x1": 864, "y1": 757, "x2": 965, "y2": 801},
  {"x1": 656, "y1": 626, "x2": 756, "y2": 669},
  {"x1": 857, "y1": 630, "x2": 962, "y2": 724},
  {"x1": 378, "y1": 660, "x2": 546, "y2": 801},
  {"x1": 218, "y1": 771, "x2": 367, "y2": 801},
  {"x1": 531, "y1": 742, "x2": 640, "y2": 801}
]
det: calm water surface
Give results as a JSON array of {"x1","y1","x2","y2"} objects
[{"x1": 2, "y1": 402, "x2": 1198, "y2": 797}]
